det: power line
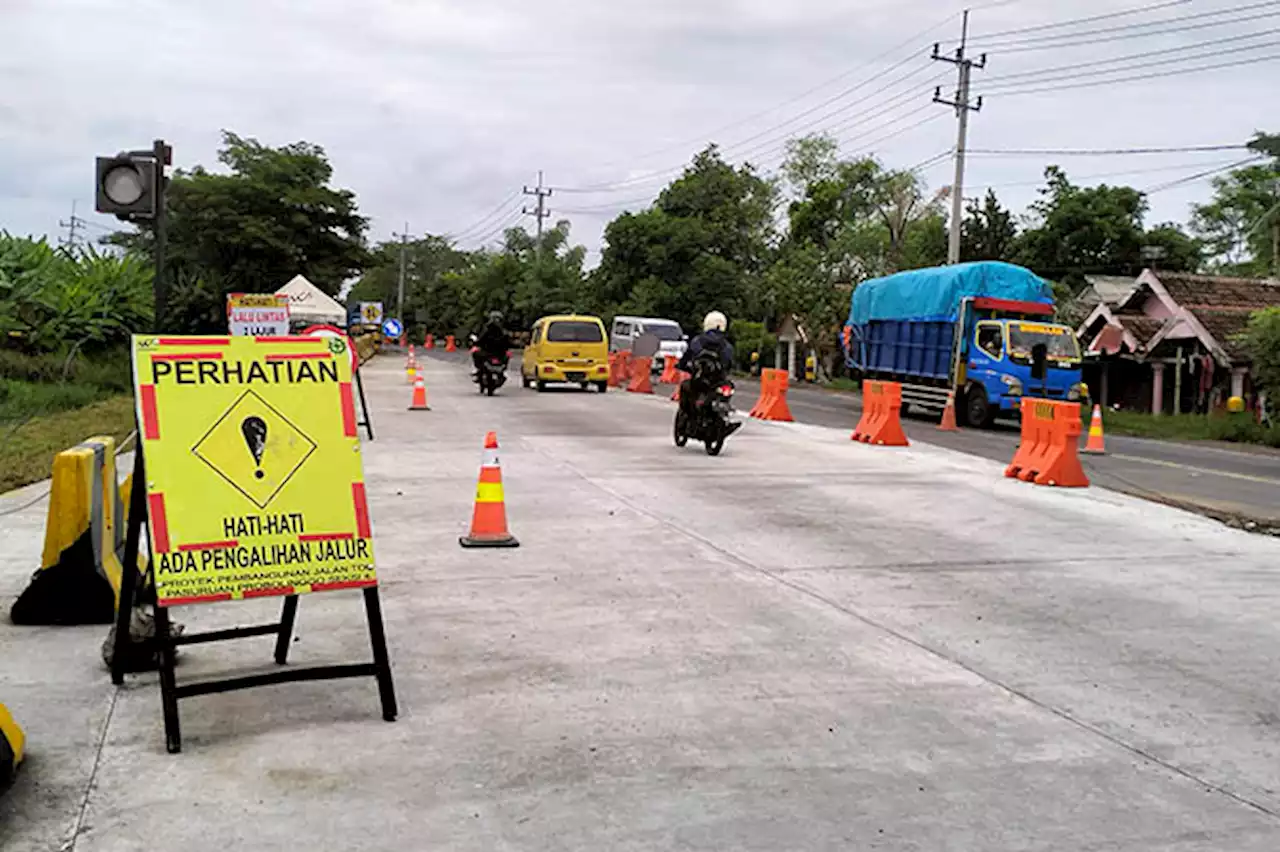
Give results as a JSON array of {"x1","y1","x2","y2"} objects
[
  {"x1": 728, "y1": 67, "x2": 949, "y2": 166},
  {"x1": 982, "y1": 37, "x2": 1280, "y2": 92},
  {"x1": 968, "y1": 0, "x2": 1280, "y2": 48},
  {"x1": 968, "y1": 144, "x2": 1250, "y2": 156},
  {"x1": 965, "y1": 0, "x2": 1192, "y2": 41},
  {"x1": 449, "y1": 189, "x2": 523, "y2": 240},
  {"x1": 715, "y1": 54, "x2": 934, "y2": 157},
  {"x1": 968, "y1": 158, "x2": 1253, "y2": 191},
  {"x1": 1142, "y1": 156, "x2": 1265, "y2": 193},
  {"x1": 907, "y1": 148, "x2": 956, "y2": 173},
  {"x1": 462, "y1": 206, "x2": 526, "y2": 249},
  {"x1": 987, "y1": 52, "x2": 1280, "y2": 97},
  {"x1": 584, "y1": 9, "x2": 966, "y2": 171},
  {"x1": 979, "y1": 26, "x2": 1280, "y2": 85},
  {"x1": 973, "y1": 6, "x2": 1280, "y2": 53}
]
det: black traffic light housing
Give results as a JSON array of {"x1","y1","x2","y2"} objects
[{"x1": 95, "y1": 142, "x2": 171, "y2": 221}]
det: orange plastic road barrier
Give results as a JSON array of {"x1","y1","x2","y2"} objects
[
  {"x1": 748, "y1": 370, "x2": 774, "y2": 418},
  {"x1": 408, "y1": 373, "x2": 430, "y2": 410},
  {"x1": 608, "y1": 351, "x2": 631, "y2": 387},
  {"x1": 659, "y1": 355, "x2": 679, "y2": 383},
  {"x1": 627, "y1": 356, "x2": 654, "y2": 394},
  {"x1": 938, "y1": 391, "x2": 959, "y2": 431},
  {"x1": 1005, "y1": 399, "x2": 1089, "y2": 487},
  {"x1": 425, "y1": 333, "x2": 434, "y2": 349},
  {"x1": 445, "y1": 335, "x2": 457, "y2": 352},
  {"x1": 749, "y1": 368, "x2": 795, "y2": 422},
  {"x1": 851, "y1": 380, "x2": 909, "y2": 446},
  {"x1": 670, "y1": 370, "x2": 690, "y2": 401},
  {"x1": 1083, "y1": 404, "x2": 1106, "y2": 454},
  {"x1": 460, "y1": 432, "x2": 519, "y2": 548}
]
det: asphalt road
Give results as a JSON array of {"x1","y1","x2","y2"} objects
[
  {"x1": 6, "y1": 351, "x2": 1280, "y2": 850},
  {"x1": 754, "y1": 381, "x2": 1280, "y2": 528}
]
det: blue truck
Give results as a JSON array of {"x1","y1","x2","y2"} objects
[{"x1": 843, "y1": 261, "x2": 1086, "y2": 427}]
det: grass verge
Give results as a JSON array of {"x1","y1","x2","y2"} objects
[
  {"x1": 0, "y1": 396, "x2": 136, "y2": 494},
  {"x1": 1096, "y1": 409, "x2": 1280, "y2": 448}
]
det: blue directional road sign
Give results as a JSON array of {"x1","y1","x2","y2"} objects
[{"x1": 382, "y1": 318, "x2": 403, "y2": 339}]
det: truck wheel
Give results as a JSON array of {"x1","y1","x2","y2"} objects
[{"x1": 965, "y1": 385, "x2": 994, "y2": 428}]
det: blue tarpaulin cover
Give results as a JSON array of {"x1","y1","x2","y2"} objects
[{"x1": 848, "y1": 261, "x2": 1053, "y2": 325}]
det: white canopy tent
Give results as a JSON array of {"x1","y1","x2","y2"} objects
[{"x1": 275, "y1": 275, "x2": 347, "y2": 327}]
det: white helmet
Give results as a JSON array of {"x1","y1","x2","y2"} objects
[{"x1": 703, "y1": 311, "x2": 727, "y2": 333}]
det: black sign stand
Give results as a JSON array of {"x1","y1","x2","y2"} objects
[
  {"x1": 110, "y1": 447, "x2": 397, "y2": 754},
  {"x1": 354, "y1": 366, "x2": 374, "y2": 441}
]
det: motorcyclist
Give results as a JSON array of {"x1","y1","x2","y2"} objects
[
  {"x1": 472, "y1": 310, "x2": 511, "y2": 376},
  {"x1": 677, "y1": 311, "x2": 735, "y2": 419}
]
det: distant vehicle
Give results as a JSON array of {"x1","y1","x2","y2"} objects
[
  {"x1": 610, "y1": 316, "x2": 687, "y2": 372},
  {"x1": 843, "y1": 261, "x2": 1086, "y2": 427},
  {"x1": 522, "y1": 315, "x2": 610, "y2": 393}
]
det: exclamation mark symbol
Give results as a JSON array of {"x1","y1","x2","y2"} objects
[{"x1": 241, "y1": 416, "x2": 268, "y2": 480}]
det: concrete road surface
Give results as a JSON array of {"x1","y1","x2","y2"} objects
[
  {"x1": 694, "y1": 377, "x2": 1280, "y2": 529},
  {"x1": 4, "y1": 352, "x2": 1280, "y2": 851}
]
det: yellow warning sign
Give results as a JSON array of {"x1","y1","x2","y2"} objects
[{"x1": 131, "y1": 335, "x2": 376, "y2": 607}]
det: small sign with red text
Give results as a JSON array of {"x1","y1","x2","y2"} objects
[{"x1": 228, "y1": 293, "x2": 290, "y2": 337}]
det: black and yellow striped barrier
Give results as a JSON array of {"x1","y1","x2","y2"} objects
[
  {"x1": 0, "y1": 702, "x2": 23, "y2": 788},
  {"x1": 10, "y1": 435, "x2": 136, "y2": 625}
]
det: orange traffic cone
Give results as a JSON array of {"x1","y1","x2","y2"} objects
[
  {"x1": 938, "y1": 391, "x2": 959, "y2": 431},
  {"x1": 460, "y1": 432, "x2": 518, "y2": 548},
  {"x1": 1083, "y1": 404, "x2": 1106, "y2": 454},
  {"x1": 408, "y1": 373, "x2": 430, "y2": 410},
  {"x1": 406, "y1": 365, "x2": 418, "y2": 383}
]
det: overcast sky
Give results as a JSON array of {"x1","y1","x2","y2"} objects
[{"x1": 2, "y1": 0, "x2": 1275, "y2": 270}]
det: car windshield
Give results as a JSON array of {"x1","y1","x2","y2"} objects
[
  {"x1": 1007, "y1": 323, "x2": 1080, "y2": 361},
  {"x1": 546, "y1": 321, "x2": 603, "y2": 343},
  {"x1": 647, "y1": 324, "x2": 683, "y2": 341}
]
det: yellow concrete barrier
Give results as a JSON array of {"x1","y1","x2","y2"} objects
[
  {"x1": 0, "y1": 702, "x2": 24, "y2": 787},
  {"x1": 9, "y1": 436, "x2": 131, "y2": 625}
]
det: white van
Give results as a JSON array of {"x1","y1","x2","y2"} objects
[{"x1": 610, "y1": 316, "x2": 687, "y2": 371}]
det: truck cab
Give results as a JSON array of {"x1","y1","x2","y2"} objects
[{"x1": 958, "y1": 297, "x2": 1086, "y2": 426}]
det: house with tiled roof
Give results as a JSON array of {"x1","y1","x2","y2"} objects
[{"x1": 1076, "y1": 269, "x2": 1280, "y2": 414}]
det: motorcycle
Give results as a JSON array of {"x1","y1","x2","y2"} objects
[
  {"x1": 472, "y1": 348, "x2": 509, "y2": 396},
  {"x1": 674, "y1": 378, "x2": 742, "y2": 456}
]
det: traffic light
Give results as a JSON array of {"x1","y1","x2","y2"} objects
[{"x1": 95, "y1": 154, "x2": 158, "y2": 219}]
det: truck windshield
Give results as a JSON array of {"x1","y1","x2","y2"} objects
[{"x1": 1007, "y1": 323, "x2": 1080, "y2": 363}]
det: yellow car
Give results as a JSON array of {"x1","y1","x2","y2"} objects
[{"x1": 522, "y1": 315, "x2": 610, "y2": 393}]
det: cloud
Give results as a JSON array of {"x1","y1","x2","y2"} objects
[{"x1": 1, "y1": 0, "x2": 1275, "y2": 265}]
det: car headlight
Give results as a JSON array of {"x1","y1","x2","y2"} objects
[
  {"x1": 1000, "y1": 374, "x2": 1023, "y2": 396},
  {"x1": 1068, "y1": 382, "x2": 1088, "y2": 401}
]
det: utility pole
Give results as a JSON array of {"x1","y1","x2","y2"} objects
[
  {"x1": 59, "y1": 200, "x2": 85, "y2": 249},
  {"x1": 933, "y1": 10, "x2": 986, "y2": 265},
  {"x1": 523, "y1": 171, "x2": 552, "y2": 243},
  {"x1": 392, "y1": 223, "x2": 410, "y2": 324}
]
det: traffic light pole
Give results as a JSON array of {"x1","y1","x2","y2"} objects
[{"x1": 152, "y1": 139, "x2": 169, "y2": 332}]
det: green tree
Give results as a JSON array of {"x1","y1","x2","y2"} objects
[
  {"x1": 961, "y1": 190, "x2": 1017, "y2": 262},
  {"x1": 1239, "y1": 307, "x2": 1280, "y2": 402},
  {"x1": 594, "y1": 145, "x2": 778, "y2": 331},
  {"x1": 107, "y1": 131, "x2": 372, "y2": 331},
  {"x1": 1014, "y1": 166, "x2": 1198, "y2": 287},
  {"x1": 1191, "y1": 135, "x2": 1280, "y2": 276}
]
